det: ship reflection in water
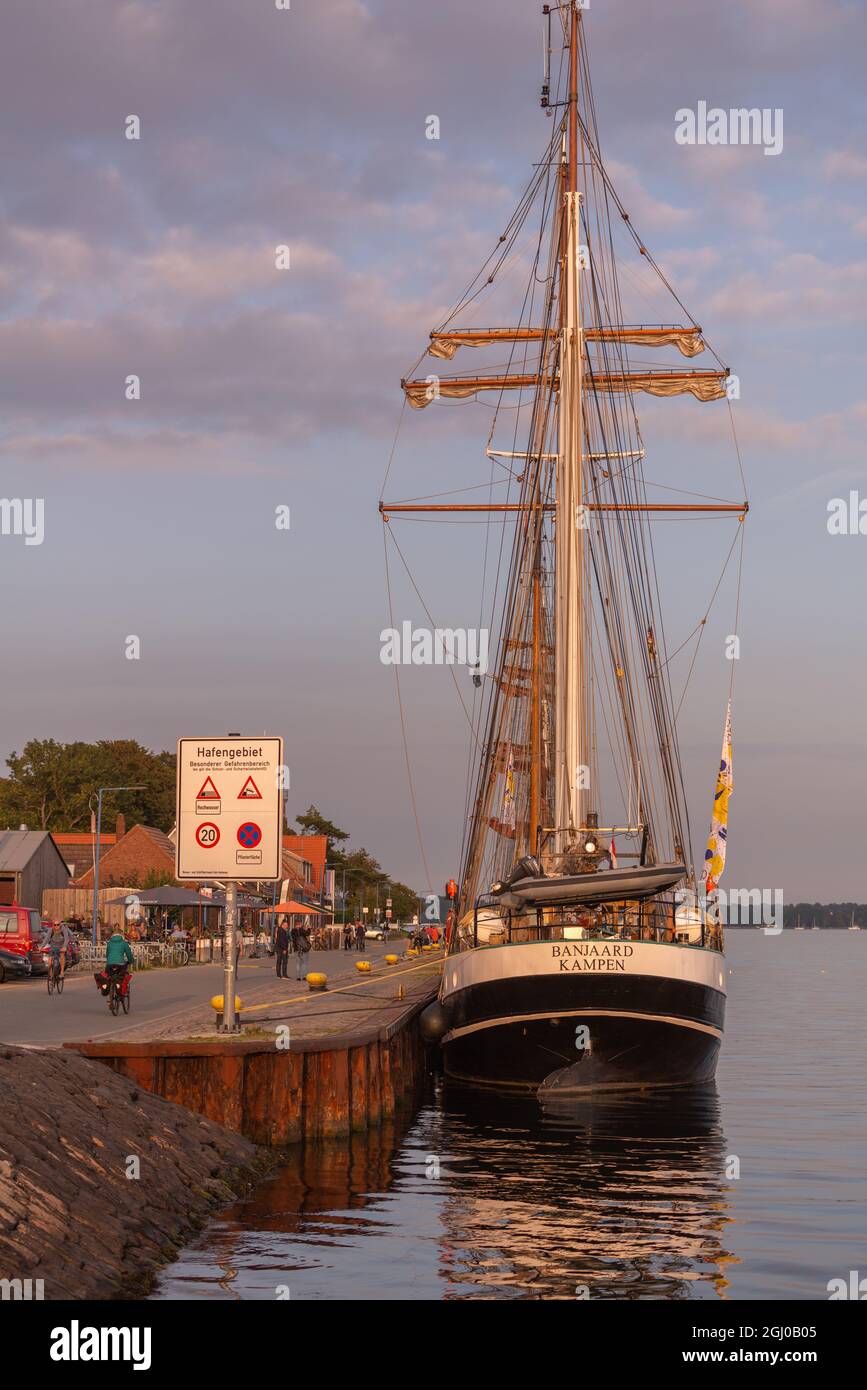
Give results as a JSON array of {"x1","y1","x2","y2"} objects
[
  {"x1": 154, "y1": 1083, "x2": 734, "y2": 1301},
  {"x1": 437, "y1": 1084, "x2": 733, "y2": 1299}
]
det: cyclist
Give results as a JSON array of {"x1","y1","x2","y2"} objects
[
  {"x1": 42, "y1": 919, "x2": 71, "y2": 979},
  {"x1": 105, "y1": 927, "x2": 135, "y2": 987}
]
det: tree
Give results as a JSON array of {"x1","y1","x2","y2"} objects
[
  {"x1": 288, "y1": 810, "x2": 425, "y2": 922},
  {"x1": 142, "y1": 869, "x2": 176, "y2": 889},
  {"x1": 293, "y1": 804, "x2": 349, "y2": 862},
  {"x1": 0, "y1": 738, "x2": 176, "y2": 833},
  {"x1": 388, "y1": 880, "x2": 420, "y2": 922}
]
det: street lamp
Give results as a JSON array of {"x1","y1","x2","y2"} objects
[
  {"x1": 326, "y1": 862, "x2": 347, "y2": 925},
  {"x1": 90, "y1": 786, "x2": 146, "y2": 946}
]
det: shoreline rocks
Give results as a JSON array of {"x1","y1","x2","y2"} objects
[{"x1": 0, "y1": 1044, "x2": 275, "y2": 1300}]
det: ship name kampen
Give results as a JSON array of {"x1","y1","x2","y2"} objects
[{"x1": 551, "y1": 943, "x2": 634, "y2": 972}]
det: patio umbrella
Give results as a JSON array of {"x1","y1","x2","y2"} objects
[{"x1": 268, "y1": 901, "x2": 327, "y2": 914}]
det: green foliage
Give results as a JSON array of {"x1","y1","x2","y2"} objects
[
  {"x1": 387, "y1": 880, "x2": 421, "y2": 921},
  {"x1": 783, "y1": 903, "x2": 866, "y2": 930},
  {"x1": 293, "y1": 804, "x2": 349, "y2": 861},
  {"x1": 142, "y1": 869, "x2": 177, "y2": 889},
  {"x1": 287, "y1": 805, "x2": 425, "y2": 922},
  {"x1": 0, "y1": 738, "x2": 176, "y2": 833}
]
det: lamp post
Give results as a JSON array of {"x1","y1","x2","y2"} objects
[
  {"x1": 326, "y1": 862, "x2": 347, "y2": 925},
  {"x1": 91, "y1": 786, "x2": 145, "y2": 946}
]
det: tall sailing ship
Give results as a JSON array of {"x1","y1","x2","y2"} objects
[{"x1": 382, "y1": 4, "x2": 746, "y2": 1092}]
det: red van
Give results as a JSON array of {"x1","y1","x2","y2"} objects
[{"x1": 0, "y1": 905, "x2": 48, "y2": 978}]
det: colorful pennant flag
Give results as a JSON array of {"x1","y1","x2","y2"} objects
[{"x1": 702, "y1": 699, "x2": 733, "y2": 896}]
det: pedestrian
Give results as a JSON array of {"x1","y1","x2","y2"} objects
[
  {"x1": 355, "y1": 921, "x2": 365, "y2": 951},
  {"x1": 343, "y1": 922, "x2": 353, "y2": 951},
  {"x1": 275, "y1": 916, "x2": 290, "y2": 978},
  {"x1": 295, "y1": 922, "x2": 311, "y2": 980}
]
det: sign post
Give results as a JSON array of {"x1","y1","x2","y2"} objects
[
  {"x1": 176, "y1": 736, "x2": 283, "y2": 1034},
  {"x1": 223, "y1": 881, "x2": 238, "y2": 1031}
]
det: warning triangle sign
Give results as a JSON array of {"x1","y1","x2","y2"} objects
[
  {"x1": 238, "y1": 776, "x2": 262, "y2": 799},
  {"x1": 196, "y1": 776, "x2": 221, "y2": 799}
]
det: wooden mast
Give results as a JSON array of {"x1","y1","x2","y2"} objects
[
  {"x1": 553, "y1": 0, "x2": 585, "y2": 851},
  {"x1": 568, "y1": 0, "x2": 578, "y2": 191},
  {"x1": 529, "y1": 563, "x2": 542, "y2": 856}
]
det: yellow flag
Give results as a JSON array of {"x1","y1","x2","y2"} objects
[{"x1": 702, "y1": 700, "x2": 733, "y2": 895}]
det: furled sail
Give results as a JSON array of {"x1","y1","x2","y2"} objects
[
  {"x1": 428, "y1": 324, "x2": 705, "y2": 359},
  {"x1": 403, "y1": 368, "x2": 727, "y2": 407}
]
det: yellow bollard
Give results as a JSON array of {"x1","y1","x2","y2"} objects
[
  {"x1": 385, "y1": 954, "x2": 398, "y2": 965},
  {"x1": 211, "y1": 994, "x2": 241, "y2": 1013},
  {"x1": 355, "y1": 960, "x2": 372, "y2": 973},
  {"x1": 210, "y1": 994, "x2": 242, "y2": 1029},
  {"x1": 306, "y1": 972, "x2": 327, "y2": 990}
]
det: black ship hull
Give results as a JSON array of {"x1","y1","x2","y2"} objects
[{"x1": 438, "y1": 942, "x2": 725, "y2": 1094}]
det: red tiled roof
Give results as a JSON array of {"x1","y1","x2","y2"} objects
[
  {"x1": 138, "y1": 826, "x2": 176, "y2": 858},
  {"x1": 52, "y1": 833, "x2": 116, "y2": 846},
  {"x1": 282, "y1": 834, "x2": 327, "y2": 891}
]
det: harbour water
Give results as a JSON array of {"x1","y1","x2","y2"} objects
[{"x1": 154, "y1": 933, "x2": 866, "y2": 1300}]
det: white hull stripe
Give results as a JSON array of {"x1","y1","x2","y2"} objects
[
  {"x1": 443, "y1": 1007, "x2": 723, "y2": 1046},
  {"x1": 443, "y1": 940, "x2": 726, "y2": 997}
]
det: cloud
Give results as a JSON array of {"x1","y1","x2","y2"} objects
[
  {"x1": 823, "y1": 150, "x2": 867, "y2": 180},
  {"x1": 707, "y1": 252, "x2": 867, "y2": 325},
  {"x1": 605, "y1": 159, "x2": 696, "y2": 230}
]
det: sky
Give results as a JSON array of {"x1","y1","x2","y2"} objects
[{"x1": 0, "y1": 0, "x2": 865, "y2": 901}]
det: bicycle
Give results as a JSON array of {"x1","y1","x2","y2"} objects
[
  {"x1": 107, "y1": 968, "x2": 131, "y2": 1016},
  {"x1": 46, "y1": 953, "x2": 64, "y2": 996}
]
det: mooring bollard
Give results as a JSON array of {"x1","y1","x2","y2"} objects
[{"x1": 211, "y1": 994, "x2": 242, "y2": 1031}]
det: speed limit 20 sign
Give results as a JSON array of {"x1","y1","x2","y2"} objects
[
  {"x1": 176, "y1": 736, "x2": 283, "y2": 880},
  {"x1": 195, "y1": 822, "x2": 220, "y2": 849}
]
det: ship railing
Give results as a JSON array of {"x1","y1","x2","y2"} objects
[{"x1": 466, "y1": 894, "x2": 722, "y2": 952}]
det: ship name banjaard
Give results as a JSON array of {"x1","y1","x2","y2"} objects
[{"x1": 552, "y1": 943, "x2": 634, "y2": 972}]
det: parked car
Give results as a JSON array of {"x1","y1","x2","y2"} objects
[
  {"x1": 365, "y1": 926, "x2": 401, "y2": 941},
  {"x1": 0, "y1": 944, "x2": 31, "y2": 982},
  {"x1": 0, "y1": 906, "x2": 44, "y2": 978}
]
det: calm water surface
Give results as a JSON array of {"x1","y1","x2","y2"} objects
[{"x1": 154, "y1": 934, "x2": 867, "y2": 1300}]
